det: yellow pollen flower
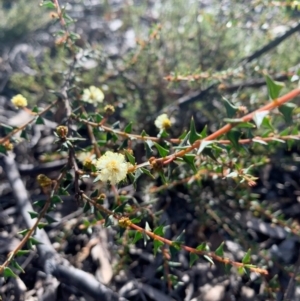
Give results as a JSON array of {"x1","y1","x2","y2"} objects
[
  {"x1": 82, "y1": 86, "x2": 104, "y2": 105},
  {"x1": 11, "y1": 94, "x2": 28, "y2": 108},
  {"x1": 95, "y1": 151, "x2": 128, "y2": 185},
  {"x1": 154, "y1": 113, "x2": 171, "y2": 130}
]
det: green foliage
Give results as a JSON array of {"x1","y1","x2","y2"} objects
[{"x1": 0, "y1": 0, "x2": 49, "y2": 47}]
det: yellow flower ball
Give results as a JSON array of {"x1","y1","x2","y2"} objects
[{"x1": 11, "y1": 94, "x2": 28, "y2": 108}]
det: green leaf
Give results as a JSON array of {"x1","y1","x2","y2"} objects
[
  {"x1": 18, "y1": 229, "x2": 30, "y2": 236},
  {"x1": 35, "y1": 116, "x2": 45, "y2": 125},
  {"x1": 124, "y1": 122, "x2": 132, "y2": 133},
  {"x1": 83, "y1": 201, "x2": 91, "y2": 213},
  {"x1": 44, "y1": 214, "x2": 57, "y2": 224},
  {"x1": 261, "y1": 116, "x2": 274, "y2": 131},
  {"x1": 32, "y1": 106, "x2": 39, "y2": 113},
  {"x1": 253, "y1": 111, "x2": 269, "y2": 129},
  {"x1": 29, "y1": 237, "x2": 42, "y2": 246},
  {"x1": 130, "y1": 217, "x2": 141, "y2": 224},
  {"x1": 12, "y1": 260, "x2": 24, "y2": 273},
  {"x1": 16, "y1": 250, "x2": 30, "y2": 257},
  {"x1": 118, "y1": 139, "x2": 128, "y2": 150},
  {"x1": 278, "y1": 103, "x2": 296, "y2": 125},
  {"x1": 95, "y1": 211, "x2": 103, "y2": 220},
  {"x1": 226, "y1": 130, "x2": 241, "y2": 150},
  {"x1": 154, "y1": 143, "x2": 169, "y2": 157},
  {"x1": 215, "y1": 242, "x2": 224, "y2": 257},
  {"x1": 237, "y1": 267, "x2": 245, "y2": 276},
  {"x1": 0, "y1": 145, "x2": 7, "y2": 154},
  {"x1": 196, "y1": 242, "x2": 208, "y2": 251},
  {"x1": 57, "y1": 187, "x2": 69, "y2": 196},
  {"x1": 145, "y1": 140, "x2": 154, "y2": 158},
  {"x1": 28, "y1": 211, "x2": 39, "y2": 219},
  {"x1": 20, "y1": 130, "x2": 28, "y2": 139},
  {"x1": 104, "y1": 215, "x2": 114, "y2": 227},
  {"x1": 141, "y1": 167, "x2": 155, "y2": 179},
  {"x1": 95, "y1": 114, "x2": 103, "y2": 123},
  {"x1": 153, "y1": 226, "x2": 164, "y2": 255},
  {"x1": 178, "y1": 132, "x2": 190, "y2": 148},
  {"x1": 106, "y1": 132, "x2": 118, "y2": 143},
  {"x1": 3, "y1": 267, "x2": 17, "y2": 278},
  {"x1": 242, "y1": 249, "x2": 251, "y2": 264},
  {"x1": 169, "y1": 245, "x2": 179, "y2": 259},
  {"x1": 189, "y1": 117, "x2": 201, "y2": 144},
  {"x1": 51, "y1": 195, "x2": 63, "y2": 204},
  {"x1": 265, "y1": 74, "x2": 285, "y2": 100},
  {"x1": 37, "y1": 222, "x2": 48, "y2": 229},
  {"x1": 124, "y1": 150, "x2": 136, "y2": 165},
  {"x1": 141, "y1": 130, "x2": 148, "y2": 137},
  {"x1": 113, "y1": 202, "x2": 128, "y2": 213},
  {"x1": 203, "y1": 255, "x2": 214, "y2": 266},
  {"x1": 158, "y1": 170, "x2": 168, "y2": 184},
  {"x1": 197, "y1": 140, "x2": 214, "y2": 155},
  {"x1": 235, "y1": 122, "x2": 256, "y2": 129},
  {"x1": 200, "y1": 125, "x2": 208, "y2": 138},
  {"x1": 189, "y1": 253, "x2": 199, "y2": 267},
  {"x1": 183, "y1": 154, "x2": 197, "y2": 173},
  {"x1": 224, "y1": 263, "x2": 231, "y2": 274},
  {"x1": 134, "y1": 168, "x2": 143, "y2": 184},
  {"x1": 132, "y1": 231, "x2": 143, "y2": 244},
  {"x1": 223, "y1": 97, "x2": 238, "y2": 118},
  {"x1": 41, "y1": 1, "x2": 56, "y2": 9},
  {"x1": 173, "y1": 230, "x2": 185, "y2": 248},
  {"x1": 90, "y1": 189, "x2": 99, "y2": 198}
]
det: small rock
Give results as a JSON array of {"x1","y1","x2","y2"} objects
[{"x1": 240, "y1": 286, "x2": 255, "y2": 301}]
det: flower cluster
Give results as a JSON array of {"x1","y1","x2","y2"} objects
[
  {"x1": 96, "y1": 151, "x2": 128, "y2": 185},
  {"x1": 154, "y1": 113, "x2": 171, "y2": 130},
  {"x1": 11, "y1": 94, "x2": 28, "y2": 108},
  {"x1": 82, "y1": 86, "x2": 104, "y2": 105}
]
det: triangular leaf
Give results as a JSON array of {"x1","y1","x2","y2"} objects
[
  {"x1": 242, "y1": 249, "x2": 251, "y2": 264},
  {"x1": 223, "y1": 97, "x2": 238, "y2": 118},
  {"x1": 197, "y1": 140, "x2": 214, "y2": 155},
  {"x1": 12, "y1": 260, "x2": 24, "y2": 273},
  {"x1": 253, "y1": 111, "x2": 269, "y2": 129},
  {"x1": 124, "y1": 150, "x2": 136, "y2": 165},
  {"x1": 196, "y1": 242, "x2": 208, "y2": 251},
  {"x1": 278, "y1": 103, "x2": 296, "y2": 125},
  {"x1": 28, "y1": 211, "x2": 39, "y2": 219},
  {"x1": 154, "y1": 143, "x2": 169, "y2": 157},
  {"x1": 140, "y1": 167, "x2": 155, "y2": 179},
  {"x1": 145, "y1": 140, "x2": 154, "y2": 158},
  {"x1": 189, "y1": 117, "x2": 201, "y2": 144},
  {"x1": 124, "y1": 122, "x2": 132, "y2": 133},
  {"x1": 189, "y1": 253, "x2": 199, "y2": 267},
  {"x1": 35, "y1": 116, "x2": 45, "y2": 125},
  {"x1": 183, "y1": 154, "x2": 197, "y2": 173},
  {"x1": 265, "y1": 74, "x2": 285, "y2": 100},
  {"x1": 227, "y1": 130, "x2": 241, "y2": 150},
  {"x1": 215, "y1": 242, "x2": 224, "y2": 257},
  {"x1": 3, "y1": 267, "x2": 17, "y2": 279},
  {"x1": 132, "y1": 231, "x2": 143, "y2": 244}
]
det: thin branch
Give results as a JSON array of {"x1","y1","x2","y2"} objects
[{"x1": 240, "y1": 22, "x2": 300, "y2": 64}]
